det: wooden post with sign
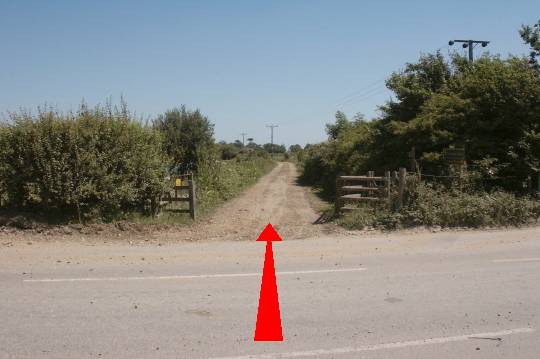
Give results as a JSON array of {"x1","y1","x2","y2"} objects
[
  {"x1": 188, "y1": 177, "x2": 196, "y2": 220},
  {"x1": 161, "y1": 173, "x2": 196, "y2": 220}
]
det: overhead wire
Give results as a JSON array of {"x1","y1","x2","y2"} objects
[
  {"x1": 337, "y1": 87, "x2": 390, "y2": 108},
  {"x1": 335, "y1": 77, "x2": 387, "y2": 105}
]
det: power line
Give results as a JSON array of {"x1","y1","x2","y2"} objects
[
  {"x1": 337, "y1": 86, "x2": 389, "y2": 108},
  {"x1": 240, "y1": 132, "x2": 247, "y2": 146},
  {"x1": 335, "y1": 77, "x2": 387, "y2": 104}
]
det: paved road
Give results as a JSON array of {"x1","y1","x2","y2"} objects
[{"x1": 1, "y1": 227, "x2": 540, "y2": 358}]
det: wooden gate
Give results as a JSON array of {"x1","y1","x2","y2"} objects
[
  {"x1": 160, "y1": 173, "x2": 196, "y2": 219},
  {"x1": 335, "y1": 168, "x2": 407, "y2": 214}
]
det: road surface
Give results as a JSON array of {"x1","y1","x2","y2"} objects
[
  {"x1": 1, "y1": 163, "x2": 539, "y2": 358},
  {"x1": 2, "y1": 227, "x2": 540, "y2": 358}
]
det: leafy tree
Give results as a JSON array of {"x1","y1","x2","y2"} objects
[
  {"x1": 301, "y1": 49, "x2": 540, "y2": 194},
  {"x1": 408, "y1": 55, "x2": 540, "y2": 179},
  {"x1": 233, "y1": 139, "x2": 243, "y2": 148},
  {"x1": 381, "y1": 51, "x2": 451, "y2": 123},
  {"x1": 154, "y1": 106, "x2": 214, "y2": 172},
  {"x1": 246, "y1": 140, "x2": 261, "y2": 149},
  {"x1": 367, "y1": 52, "x2": 453, "y2": 170},
  {"x1": 216, "y1": 141, "x2": 239, "y2": 160},
  {"x1": 520, "y1": 20, "x2": 540, "y2": 67},
  {"x1": 263, "y1": 143, "x2": 286, "y2": 154},
  {"x1": 326, "y1": 111, "x2": 353, "y2": 140},
  {"x1": 288, "y1": 144, "x2": 302, "y2": 153}
]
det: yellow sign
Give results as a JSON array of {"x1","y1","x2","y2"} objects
[{"x1": 175, "y1": 178, "x2": 182, "y2": 187}]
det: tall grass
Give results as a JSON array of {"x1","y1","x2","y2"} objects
[
  {"x1": 337, "y1": 178, "x2": 540, "y2": 230},
  {"x1": 196, "y1": 155, "x2": 275, "y2": 214}
]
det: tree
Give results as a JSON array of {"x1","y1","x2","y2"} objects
[
  {"x1": 380, "y1": 51, "x2": 451, "y2": 123},
  {"x1": 263, "y1": 143, "x2": 286, "y2": 154},
  {"x1": 325, "y1": 111, "x2": 352, "y2": 140},
  {"x1": 408, "y1": 55, "x2": 540, "y2": 180},
  {"x1": 216, "y1": 141, "x2": 239, "y2": 160},
  {"x1": 288, "y1": 144, "x2": 302, "y2": 153},
  {"x1": 520, "y1": 20, "x2": 540, "y2": 67},
  {"x1": 301, "y1": 49, "x2": 540, "y2": 194},
  {"x1": 154, "y1": 106, "x2": 214, "y2": 172},
  {"x1": 233, "y1": 139, "x2": 243, "y2": 148},
  {"x1": 367, "y1": 52, "x2": 453, "y2": 170},
  {"x1": 246, "y1": 140, "x2": 261, "y2": 149}
]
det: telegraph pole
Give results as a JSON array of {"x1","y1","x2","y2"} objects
[
  {"x1": 448, "y1": 39, "x2": 490, "y2": 62},
  {"x1": 266, "y1": 124, "x2": 278, "y2": 158},
  {"x1": 240, "y1": 132, "x2": 247, "y2": 146}
]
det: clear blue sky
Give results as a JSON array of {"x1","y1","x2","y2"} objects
[{"x1": 0, "y1": 1, "x2": 537, "y2": 146}]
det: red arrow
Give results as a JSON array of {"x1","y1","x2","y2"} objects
[{"x1": 254, "y1": 223, "x2": 283, "y2": 341}]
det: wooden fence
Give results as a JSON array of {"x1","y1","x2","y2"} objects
[
  {"x1": 335, "y1": 168, "x2": 407, "y2": 215},
  {"x1": 160, "y1": 173, "x2": 196, "y2": 219}
]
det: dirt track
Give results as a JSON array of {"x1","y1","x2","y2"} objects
[
  {"x1": 168, "y1": 161, "x2": 341, "y2": 241},
  {"x1": 0, "y1": 162, "x2": 339, "y2": 244}
]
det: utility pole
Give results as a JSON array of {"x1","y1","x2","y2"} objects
[
  {"x1": 448, "y1": 39, "x2": 490, "y2": 62},
  {"x1": 266, "y1": 124, "x2": 278, "y2": 158},
  {"x1": 240, "y1": 132, "x2": 247, "y2": 146}
]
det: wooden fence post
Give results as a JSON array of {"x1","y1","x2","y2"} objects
[
  {"x1": 537, "y1": 172, "x2": 540, "y2": 197},
  {"x1": 335, "y1": 177, "x2": 342, "y2": 214},
  {"x1": 188, "y1": 178, "x2": 196, "y2": 220},
  {"x1": 409, "y1": 146, "x2": 416, "y2": 173},
  {"x1": 385, "y1": 171, "x2": 391, "y2": 208},
  {"x1": 368, "y1": 171, "x2": 374, "y2": 198},
  {"x1": 398, "y1": 167, "x2": 407, "y2": 210}
]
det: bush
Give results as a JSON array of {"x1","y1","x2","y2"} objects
[
  {"x1": 401, "y1": 180, "x2": 538, "y2": 228},
  {"x1": 0, "y1": 103, "x2": 169, "y2": 221},
  {"x1": 337, "y1": 206, "x2": 403, "y2": 230},
  {"x1": 338, "y1": 178, "x2": 540, "y2": 230},
  {"x1": 154, "y1": 106, "x2": 214, "y2": 173}
]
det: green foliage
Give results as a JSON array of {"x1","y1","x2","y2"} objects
[
  {"x1": 216, "y1": 140, "x2": 271, "y2": 161},
  {"x1": 263, "y1": 143, "x2": 286, "y2": 154},
  {"x1": 520, "y1": 19, "x2": 540, "y2": 67},
  {"x1": 216, "y1": 141, "x2": 240, "y2": 160},
  {"x1": 195, "y1": 155, "x2": 275, "y2": 214},
  {"x1": 301, "y1": 31, "x2": 540, "y2": 230},
  {"x1": 407, "y1": 56, "x2": 540, "y2": 179},
  {"x1": 0, "y1": 103, "x2": 169, "y2": 221},
  {"x1": 338, "y1": 179, "x2": 539, "y2": 230},
  {"x1": 300, "y1": 112, "x2": 375, "y2": 194},
  {"x1": 301, "y1": 51, "x2": 540, "y2": 195},
  {"x1": 154, "y1": 106, "x2": 214, "y2": 172}
]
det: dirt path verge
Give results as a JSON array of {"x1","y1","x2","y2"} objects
[
  {"x1": 162, "y1": 161, "x2": 341, "y2": 241},
  {"x1": 0, "y1": 162, "x2": 341, "y2": 244}
]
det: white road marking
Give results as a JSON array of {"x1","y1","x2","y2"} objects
[
  {"x1": 211, "y1": 328, "x2": 535, "y2": 359},
  {"x1": 23, "y1": 267, "x2": 366, "y2": 283},
  {"x1": 492, "y1": 258, "x2": 540, "y2": 263}
]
